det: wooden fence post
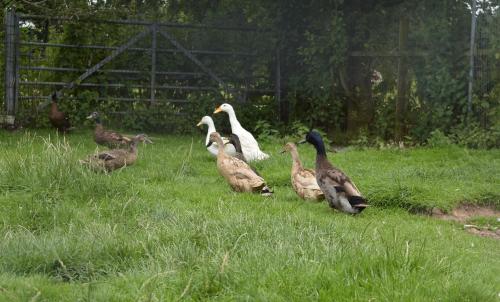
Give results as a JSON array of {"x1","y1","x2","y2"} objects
[{"x1": 395, "y1": 16, "x2": 409, "y2": 142}]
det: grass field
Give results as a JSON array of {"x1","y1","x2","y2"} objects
[{"x1": 0, "y1": 129, "x2": 499, "y2": 301}]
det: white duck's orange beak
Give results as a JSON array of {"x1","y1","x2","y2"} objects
[
  {"x1": 196, "y1": 120, "x2": 203, "y2": 127},
  {"x1": 214, "y1": 106, "x2": 223, "y2": 114}
]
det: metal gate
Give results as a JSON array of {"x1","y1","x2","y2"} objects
[{"x1": 3, "y1": 8, "x2": 280, "y2": 125}]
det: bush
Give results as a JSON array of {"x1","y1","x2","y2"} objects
[
  {"x1": 426, "y1": 129, "x2": 453, "y2": 147},
  {"x1": 450, "y1": 123, "x2": 500, "y2": 149}
]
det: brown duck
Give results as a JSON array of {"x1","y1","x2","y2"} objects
[
  {"x1": 208, "y1": 132, "x2": 272, "y2": 196},
  {"x1": 87, "y1": 111, "x2": 132, "y2": 148},
  {"x1": 49, "y1": 92, "x2": 71, "y2": 132},
  {"x1": 282, "y1": 142, "x2": 324, "y2": 201},
  {"x1": 300, "y1": 131, "x2": 368, "y2": 214},
  {"x1": 80, "y1": 134, "x2": 151, "y2": 172}
]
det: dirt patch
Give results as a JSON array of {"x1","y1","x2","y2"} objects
[
  {"x1": 431, "y1": 204, "x2": 500, "y2": 222},
  {"x1": 431, "y1": 204, "x2": 500, "y2": 240},
  {"x1": 463, "y1": 226, "x2": 500, "y2": 240}
]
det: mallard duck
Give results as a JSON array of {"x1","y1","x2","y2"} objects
[
  {"x1": 213, "y1": 103, "x2": 269, "y2": 162},
  {"x1": 207, "y1": 132, "x2": 272, "y2": 196},
  {"x1": 299, "y1": 131, "x2": 368, "y2": 214},
  {"x1": 196, "y1": 116, "x2": 236, "y2": 157},
  {"x1": 87, "y1": 112, "x2": 132, "y2": 148},
  {"x1": 282, "y1": 142, "x2": 324, "y2": 201},
  {"x1": 49, "y1": 92, "x2": 71, "y2": 133},
  {"x1": 80, "y1": 134, "x2": 151, "y2": 172}
]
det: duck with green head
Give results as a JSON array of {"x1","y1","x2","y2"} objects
[{"x1": 299, "y1": 131, "x2": 368, "y2": 214}]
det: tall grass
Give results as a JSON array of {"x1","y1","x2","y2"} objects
[{"x1": 0, "y1": 130, "x2": 498, "y2": 301}]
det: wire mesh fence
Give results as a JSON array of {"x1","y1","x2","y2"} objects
[
  {"x1": 3, "y1": 9, "x2": 279, "y2": 130},
  {"x1": 2, "y1": 2, "x2": 499, "y2": 141}
]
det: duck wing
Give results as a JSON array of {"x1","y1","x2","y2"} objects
[
  {"x1": 98, "y1": 151, "x2": 118, "y2": 161},
  {"x1": 219, "y1": 156, "x2": 266, "y2": 186},
  {"x1": 295, "y1": 168, "x2": 321, "y2": 190},
  {"x1": 323, "y1": 169, "x2": 360, "y2": 195},
  {"x1": 230, "y1": 152, "x2": 262, "y2": 177},
  {"x1": 97, "y1": 149, "x2": 128, "y2": 161},
  {"x1": 234, "y1": 130, "x2": 268, "y2": 161},
  {"x1": 104, "y1": 130, "x2": 131, "y2": 143},
  {"x1": 323, "y1": 168, "x2": 367, "y2": 208}
]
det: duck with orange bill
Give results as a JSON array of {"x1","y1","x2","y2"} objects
[
  {"x1": 213, "y1": 103, "x2": 269, "y2": 162},
  {"x1": 196, "y1": 115, "x2": 236, "y2": 157}
]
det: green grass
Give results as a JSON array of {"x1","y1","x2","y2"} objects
[{"x1": 0, "y1": 129, "x2": 499, "y2": 301}]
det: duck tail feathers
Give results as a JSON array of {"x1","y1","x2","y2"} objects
[
  {"x1": 348, "y1": 196, "x2": 368, "y2": 212},
  {"x1": 261, "y1": 186, "x2": 273, "y2": 197},
  {"x1": 259, "y1": 151, "x2": 270, "y2": 160}
]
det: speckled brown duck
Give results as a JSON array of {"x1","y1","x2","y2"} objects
[
  {"x1": 80, "y1": 134, "x2": 151, "y2": 172},
  {"x1": 87, "y1": 111, "x2": 132, "y2": 148}
]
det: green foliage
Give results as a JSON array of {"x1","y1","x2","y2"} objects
[
  {"x1": 254, "y1": 120, "x2": 279, "y2": 142},
  {"x1": 426, "y1": 129, "x2": 452, "y2": 147},
  {"x1": 450, "y1": 123, "x2": 500, "y2": 149},
  {"x1": 5, "y1": 0, "x2": 500, "y2": 148},
  {"x1": 289, "y1": 14, "x2": 347, "y2": 131}
]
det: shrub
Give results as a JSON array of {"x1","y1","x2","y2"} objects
[
  {"x1": 426, "y1": 129, "x2": 453, "y2": 147},
  {"x1": 450, "y1": 123, "x2": 500, "y2": 149}
]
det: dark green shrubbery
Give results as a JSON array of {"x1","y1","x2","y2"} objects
[{"x1": 5, "y1": 1, "x2": 500, "y2": 150}]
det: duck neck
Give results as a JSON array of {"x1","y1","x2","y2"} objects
[
  {"x1": 94, "y1": 117, "x2": 103, "y2": 131},
  {"x1": 289, "y1": 148, "x2": 303, "y2": 171},
  {"x1": 214, "y1": 136, "x2": 226, "y2": 158},
  {"x1": 50, "y1": 102, "x2": 58, "y2": 113},
  {"x1": 313, "y1": 140, "x2": 328, "y2": 168},
  {"x1": 205, "y1": 122, "x2": 216, "y2": 145},
  {"x1": 129, "y1": 140, "x2": 139, "y2": 154},
  {"x1": 93, "y1": 116, "x2": 102, "y2": 125},
  {"x1": 226, "y1": 109, "x2": 243, "y2": 132}
]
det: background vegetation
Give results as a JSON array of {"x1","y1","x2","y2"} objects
[{"x1": 1, "y1": 0, "x2": 499, "y2": 147}]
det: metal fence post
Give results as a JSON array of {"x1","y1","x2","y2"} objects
[
  {"x1": 4, "y1": 8, "x2": 19, "y2": 122},
  {"x1": 467, "y1": 0, "x2": 477, "y2": 122},
  {"x1": 275, "y1": 46, "x2": 283, "y2": 122},
  {"x1": 150, "y1": 23, "x2": 157, "y2": 104},
  {"x1": 395, "y1": 16, "x2": 409, "y2": 142}
]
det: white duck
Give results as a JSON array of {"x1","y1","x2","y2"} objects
[
  {"x1": 197, "y1": 116, "x2": 236, "y2": 157},
  {"x1": 214, "y1": 103, "x2": 269, "y2": 162}
]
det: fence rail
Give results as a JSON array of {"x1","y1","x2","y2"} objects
[
  {"x1": 20, "y1": 41, "x2": 257, "y2": 56},
  {"x1": 4, "y1": 8, "x2": 280, "y2": 124},
  {"x1": 19, "y1": 14, "x2": 266, "y2": 32}
]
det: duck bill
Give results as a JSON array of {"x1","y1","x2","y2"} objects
[
  {"x1": 206, "y1": 141, "x2": 214, "y2": 148},
  {"x1": 213, "y1": 107, "x2": 222, "y2": 114},
  {"x1": 86, "y1": 115, "x2": 93, "y2": 119},
  {"x1": 196, "y1": 121, "x2": 203, "y2": 127},
  {"x1": 279, "y1": 149, "x2": 287, "y2": 154},
  {"x1": 297, "y1": 139, "x2": 307, "y2": 144}
]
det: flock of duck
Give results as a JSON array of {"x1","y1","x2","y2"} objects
[{"x1": 49, "y1": 93, "x2": 368, "y2": 215}]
